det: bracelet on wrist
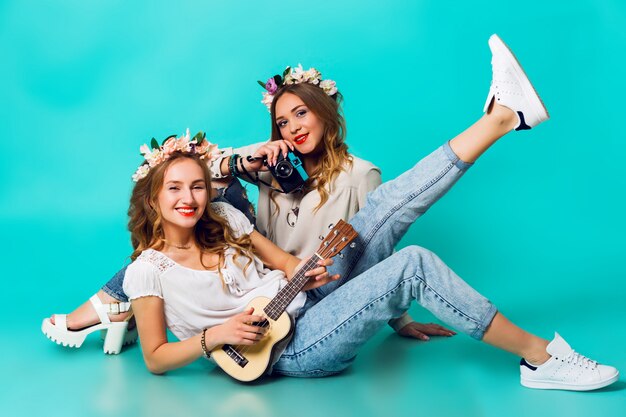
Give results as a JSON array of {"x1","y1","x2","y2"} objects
[
  {"x1": 200, "y1": 328, "x2": 211, "y2": 359},
  {"x1": 237, "y1": 155, "x2": 246, "y2": 177},
  {"x1": 238, "y1": 155, "x2": 258, "y2": 183},
  {"x1": 228, "y1": 154, "x2": 240, "y2": 177}
]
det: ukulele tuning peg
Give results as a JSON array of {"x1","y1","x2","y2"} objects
[
  {"x1": 350, "y1": 242, "x2": 356, "y2": 248},
  {"x1": 328, "y1": 223, "x2": 334, "y2": 229},
  {"x1": 341, "y1": 237, "x2": 347, "y2": 242},
  {"x1": 319, "y1": 235, "x2": 324, "y2": 240},
  {"x1": 338, "y1": 253, "x2": 344, "y2": 259}
]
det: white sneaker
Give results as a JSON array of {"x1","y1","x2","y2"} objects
[
  {"x1": 520, "y1": 332, "x2": 619, "y2": 391},
  {"x1": 483, "y1": 34, "x2": 549, "y2": 130}
]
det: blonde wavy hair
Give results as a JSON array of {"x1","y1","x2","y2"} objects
[
  {"x1": 128, "y1": 152, "x2": 254, "y2": 275},
  {"x1": 269, "y1": 82, "x2": 351, "y2": 212}
]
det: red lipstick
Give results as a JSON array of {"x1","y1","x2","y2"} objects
[
  {"x1": 176, "y1": 207, "x2": 196, "y2": 217},
  {"x1": 294, "y1": 133, "x2": 308, "y2": 145}
]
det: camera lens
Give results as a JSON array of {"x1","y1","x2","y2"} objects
[{"x1": 275, "y1": 160, "x2": 293, "y2": 178}]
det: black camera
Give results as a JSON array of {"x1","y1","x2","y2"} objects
[{"x1": 264, "y1": 151, "x2": 308, "y2": 193}]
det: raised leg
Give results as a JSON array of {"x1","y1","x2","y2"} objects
[
  {"x1": 310, "y1": 33, "x2": 549, "y2": 299},
  {"x1": 308, "y1": 142, "x2": 471, "y2": 301},
  {"x1": 449, "y1": 101, "x2": 517, "y2": 163}
]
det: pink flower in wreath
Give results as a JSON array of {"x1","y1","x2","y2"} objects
[
  {"x1": 161, "y1": 137, "x2": 178, "y2": 155},
  {"x1": 261, "y1": 92, "x2": 274, "y2": 110},
  {"x1": 265, "y1": 77, "x2": 278, "y2": 94},
  {"x1": 195, "y1": 140, "x2": 219, "y2": 161}
]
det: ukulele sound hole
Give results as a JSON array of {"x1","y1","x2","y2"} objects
[
  {"x1": 222, "y1": 345, "x2": 249, "y2": 368},
  {"x1": 250, "y1": 319, "x2": 269, "y2": 327}
]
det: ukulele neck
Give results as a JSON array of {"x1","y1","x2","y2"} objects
[{"x1": 263, "y1": 254, "x2": 322, "y2": 320}]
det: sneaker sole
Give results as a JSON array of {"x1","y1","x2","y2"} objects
[
  {"x1": 521, "y1": 371, "x2": 619, "y2": 391},
  {"x1": 489, "y1": 34, "x2": 549, "y2": 124}
]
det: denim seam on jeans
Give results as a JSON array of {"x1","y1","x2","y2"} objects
[
  {"x1": 425, "y1": 276, "x2": 497, "y2": 340},
  {"x1": 442, "y1": 140, "x2": 474, "y2": 171},
  {"x1": 343, "y1": 159, "x2": 458, "y2": 279},
  {"x1": 272, "y1": 368, "x2": 340, "y2": 378},
  {"x1": 472, "y1": 302, "x2": 498, "y2": 340},
  {"x1": 102, "y1": 277, "x2": 129, "y2": 302},
  {"x1": 285, "y1": 266, "x2": 489, "y2": 359},
  {"x1": 284, "y1": 280, "x2": 411, "y2": 359}
]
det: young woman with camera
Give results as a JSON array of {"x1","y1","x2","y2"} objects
[
  {"x1": 41, "y1": 35, "x2": 619, "y2": 391},
  {"x1": 208, "y1": 65, "x2": 437, "y2": 339}
]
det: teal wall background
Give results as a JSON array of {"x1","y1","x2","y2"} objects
[{"x1": 1, "y1": 1, "x2": 625, "y2": 416}]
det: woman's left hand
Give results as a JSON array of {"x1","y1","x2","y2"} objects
[
  {"x1": 298, "y1": 257, "x2": 340, "y2": 291},
  {"x1": 397, "y1": 322, "x2": 457, "y2": 341}
]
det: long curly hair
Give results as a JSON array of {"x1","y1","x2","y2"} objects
[
  {"x1": 128, "y1": 152, "x2": 253, "y2": 274},
  {"x1": 269, "y1": 82, "x2": 351, "y2": 212}
]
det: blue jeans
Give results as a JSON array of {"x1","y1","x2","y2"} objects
[
  {"x1": 272, "y1": 143, "x2": 498, "y2": 377},
  {"x1": 101, "y1": 178, "x2": 256, "y2": 302}
]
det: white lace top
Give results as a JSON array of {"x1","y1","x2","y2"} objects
[{"x1": 123, "y1": 202, "x2": 307, "y2": 341}]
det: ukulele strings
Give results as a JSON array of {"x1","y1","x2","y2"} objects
[
  {"x1": 233, "y1": 255, "x2": 321, "y2": 358},
  {"x1": 232, "y1": 231, "x2": 346, "y2": 356},
  {"x1": 234, "y1": 315, "x2": 271, "y2": 357},
  {"x1": 228, "y1": 224, "x2": 349, "y2": 361}
]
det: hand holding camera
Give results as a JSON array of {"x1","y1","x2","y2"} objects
[
  {"x1": 251, "y1": 140, "x2": 295, "y2": 169},
  {"x1": 232, "y1": 140, "x2": 308, "y2": 193},
  {"x1": 261, "y1": 150, "x2": 308, "y2": 193}
]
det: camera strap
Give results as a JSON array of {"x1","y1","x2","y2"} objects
[{"x1": 239, "y1": 155, "x2": 300, "y2": 194}]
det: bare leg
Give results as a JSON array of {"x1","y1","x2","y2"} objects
[
  {"x1": 50, "y1": 290, "x2": 130, "y2": 329},
  {"x1": 482, "y1": 312, "x2": 550, "y2": 364},
  {"x1": 449, "y1": 101, "x2": 518, "y2": 164}
]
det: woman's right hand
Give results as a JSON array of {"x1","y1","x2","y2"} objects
[
  {"x1": 247, "y1": 140, "x2": 295, "y2": 171},
  {"x1": 209, "y1": 307, "x2": 267, "y2": 346}
]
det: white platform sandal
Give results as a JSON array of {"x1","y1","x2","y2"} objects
[{"x1": 42, "y1": 294, "x2": 137, "y2": 354}]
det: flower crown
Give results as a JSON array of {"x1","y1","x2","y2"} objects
[
  {"x1": 258, "y1": 64, "x2": 338, "y2": 111},
  {"x1": 132, "y1": 129, "x2": 219, "y2": 182}
]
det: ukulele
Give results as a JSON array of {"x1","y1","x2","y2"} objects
[{"x1": 211, "y1": 219, "x2": 357, "y2": 382}]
